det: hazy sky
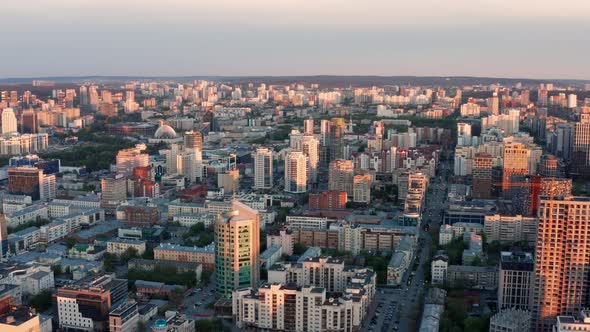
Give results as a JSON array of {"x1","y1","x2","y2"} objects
[{"x1": 1, "y1": 0, "x2": 589, "y2": 79}]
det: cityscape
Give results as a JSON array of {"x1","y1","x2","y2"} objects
[{"x1": 1, "y1": 2, "x2": 590, "y2": 332}]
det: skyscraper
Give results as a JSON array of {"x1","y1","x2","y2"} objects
[
  {"x1": 252, "y1": 147, "x2": 273, "y2": 189},
  {"x1": 284, "y1": 151, "x2": 308, "y2": 193},
  {"x1": 353, "y1": 173, "x2": 371, "y2": 203},
  {"x1": 532, "y1": 196, "x2": 590, "y2": 331},
  {"x1": 215, "y1": 200, "x2": 260, "y2": 296},
  {"x1": 1, "y1": 108, "x2": 17, "y2": 134}
]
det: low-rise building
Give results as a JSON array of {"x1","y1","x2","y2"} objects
[
  {"x1": 154, "y1": 243, "x2": 215, "y2": 270},
  {"x1": 446, "y1": 265, "x2": 498, "y2": 290},
  {"x1": 109, "y1": 300, "x2": 139, "y2": 332},
  {"x1": 107, "y1": 238, "x2": 147, "y2": 256}
]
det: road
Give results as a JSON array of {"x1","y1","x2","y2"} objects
[{"x1": 366, "y1": 160, "x2": 451, "y2": 332}]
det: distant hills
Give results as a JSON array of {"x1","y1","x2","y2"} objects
[{"x1": 1, "y1": 75, "x2": 589, "y2": 87}]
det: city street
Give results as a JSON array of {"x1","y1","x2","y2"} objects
[{"x1": 366, "y1": 160, "x2": 450, "y2": 332}]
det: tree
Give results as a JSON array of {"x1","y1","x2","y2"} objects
[
  {"x1": 103, "y1": 252, "x2": 117, "y2": 272},
  {"x1": 29, "y1": 290, "x2": 53, "y2": 312},
  {"x1": 141, "y1": 247, "x2": 154, "y2": 259},
  {"x1": 293, "y1": 243, "x2": 308, "y2": 255},
  {"x1": 51, "y1": 264, "x2": 63, "y2": 275},
  {"x1": 120, "y1": 247, "x2": 139, "y2": 262}
]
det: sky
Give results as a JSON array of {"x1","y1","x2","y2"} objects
[{"x1": 1, "y1": 0, "x2": 590, "y2": 79}]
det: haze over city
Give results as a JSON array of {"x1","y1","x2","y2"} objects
[
  {"x1": 1, "y1": 0, "x2": 590, "y2": 79},
  {"x1": 1, "y1": 2, "x2": 590, "y2": 332}
]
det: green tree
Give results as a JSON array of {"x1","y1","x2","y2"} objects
[
  {"x1": 293, "y1": 243, "x2": 308, "y2": 255},
  {"x1": 29, "y1": 290, "x2": 53, "y2": 312}
]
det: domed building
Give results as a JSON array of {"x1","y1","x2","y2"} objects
[{"x1": 149, "y1": 121, "x2": 183, "y2": 143}]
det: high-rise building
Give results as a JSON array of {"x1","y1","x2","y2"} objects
[
  {"x1": 498, "y1": 251, "x2": 534, "y2": 310},
  {"x1": 215, "y1": 201, "x2": 260, "y2": 296},
  {"x1": 284, "y1": 151, "x2": 308, "y2": 193},
  {"x1": 8, "y1": 167, "x2": 43, "y2": 200},
  {"x1": 353, "y1": 173, "x2": 371, "y2": 203},
  {"x1": 550, "y1": 123, "x2": 574, "y2": 161},
  {"x1": 300, "y1": 135, "x2": 320, "y2": 184},
  {"x1": 303, "y1": 118, "x2": 314, "y2": 135},
  {"x1": 573, "y1": 113, "x2": 590, "y2": 177},
  {"x1": 488, "y1": 93, "x2": 500, "y2": 115},
  {"x1": 100, "y1": 174, "x2": 127, "y2": 212},
  {"x1": 184, "y1": 130, "x2": 203, "y2": 151},
  {"x1": 57, "y1": 274, "x2": 128, "y2": 331},
  {"x1": 502, "y1": 142, "x2": 532, "y2": 199},
  {"x1": 472, "y1": 153, "x2": 493, "y2": 198},
  {"x1": 116, "y1": 146, "x2": 149, "y2": 178},
  {"x1": 328, "y1": 159, "x2": 354, "y2": 196},
  {"x1": 1, "y1": 108, "x2": 17, "y2": 134},
  {"x1": 327, "y1": 118, "x2": 345, "y2": 162},
  {"x1": 532, "y1": 196, "x2": 590, "y2": 331},
  {"x1": 20, "y1": 109, "x2": 38, "y2": 134},
  {"x1": 252, "y1": 147, "x2": 273, "y2": 189},
  {"x1": 218, "y1": 169, "x2": 240, "y2": 194},
  {"x1": 567, "y1": 94, "x2": 578, "y2": 108}
]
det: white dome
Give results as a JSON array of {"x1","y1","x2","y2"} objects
[{"x1": 154, "y1": 124, "x2": 177, "y2": 139}]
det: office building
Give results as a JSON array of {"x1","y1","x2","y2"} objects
[
  {"x1": 100, "y1": 175, "x2": 127, "y2": 212},
  {"x1": 472, "y1": 153, "x2": 493, "y2": 198},
  {"x1": 217, "y1": 169, "x2": 240, "y2": 194},
  {"x1": 116, "y1": 147, "x2": 149, "y2": 178},
  {"x1": 183, "y1": 130, "x2": 202, "y2": 151},
  {"x1": 498, "y1": 251, "x2": 534, "y2": 310},
  {"x1": 284, "y1": 151, "x2": 308, "y2": 193},
  {"x1": 215, "y1": 201, "x2": 260, "y2": 296},
  {"x1": 20, "y1": 109, "x2": 38, "y2": 134},
  {"x1": 8, "y1": 167, "x2": 43, "y2": 200},
  {"x1": 328, "y1": 159, "x2": 354, "y2": 196},
  {"x1": 108, "y1": 300, "x2": 139, "y2": 332},
  {"x1": 1, "y1": 108, "x2": 17, "y2": 134},
  {"x1": 502, "y1": 142, "x2": 532, "y2": 199},
  {"x1": 57, "y1": 274, "x2": 128, "y2": 331},
  {"x1": 573, "y1": 113, "x2": 590, "y2": 176},
  {"x1": 252, "y1": 147, "x2": 273, "y2": 189},
  {"x1": 532, "y1": 196, "x2": 590, "y2": 331}
]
